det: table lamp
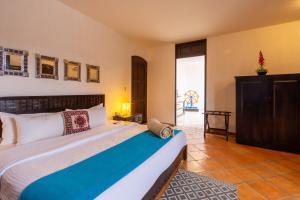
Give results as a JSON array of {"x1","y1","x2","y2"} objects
[{"x1": 121, "y1": 102, "x2": 130, "y2": 117}]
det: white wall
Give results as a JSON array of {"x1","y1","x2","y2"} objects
[
  {"x1": 148, "y1": 20, "x2": 300, "y2": 131},
  {"x1": 0, "y1": 0, "x2": 149, "y2": 117},
  {"x1": 148, "y1": 44, "x2": 175, "y2": 123}
]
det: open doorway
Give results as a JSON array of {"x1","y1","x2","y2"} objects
[
  {"x1": 175, "y1": 40, "x2": 206, "y2": 135},
  {"x1": 176, "y1": 56, "x2": 205, "y2": 129}
]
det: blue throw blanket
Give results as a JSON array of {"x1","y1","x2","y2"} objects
[{"x1": 19, "y1": 130, "x2": 181, "y2": 200}]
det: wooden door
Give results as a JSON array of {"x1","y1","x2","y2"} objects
[
  {"x1": 272, "y1": 77, "x2": 300, "y2": 153},
  {"x1": 236, "y1": 77, "x2": 271, "y2": 146},
  {"x1": 131, "y1": 56, "x2": 147, "y2": 123}
]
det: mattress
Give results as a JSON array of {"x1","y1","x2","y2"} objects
[{"x1": 0, "y1": 121, "x2": 187, "y2": 200}]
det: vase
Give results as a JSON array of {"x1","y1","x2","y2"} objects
[{"x1": 257, "y1": 71, "x2": 267, "y2": 75}]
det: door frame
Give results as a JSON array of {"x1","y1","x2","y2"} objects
[{"x1": 174, "y1": 39, "x2": 207, "y2": 128}]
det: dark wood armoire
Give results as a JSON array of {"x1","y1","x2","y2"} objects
[{"x1": 236, "y1": 74, "x2": 300, "y2": 154}]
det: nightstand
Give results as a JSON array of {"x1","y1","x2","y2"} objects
[{"x1": 113, "y1": 113, "x2": 143, "y2": 124}]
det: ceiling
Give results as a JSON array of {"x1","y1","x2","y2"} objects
[{"x1": 59, "y1": 0, "x2": 300, "y2": 45}]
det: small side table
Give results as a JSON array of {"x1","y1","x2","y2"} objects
[
  {"x1": 203, "y1": 110, "x2": 231, "y2": 141},
  {"x1": 113, "y1": 113, "x2": 143, "y2": 124}
]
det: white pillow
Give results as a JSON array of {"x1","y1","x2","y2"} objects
[
  {"x1": 88, "y1": 107, "x2": 106, "y2": 128},
  {"x1": 15, "y1": 113, "x2": 64, "y2": 145},
  {"x1": 91, "y1": 103, "x2": 104, "y2": 109},
  {"x1": 66, "y1": 105, "x2": 106, "y2": 128},
  {"x1": 0, "y1": 114, "x2": 17, "y2": 145},
  {"x1": 0, "y1": 112, "x2": 50, "y2": 145}
]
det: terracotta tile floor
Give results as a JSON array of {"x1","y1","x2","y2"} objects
[{"x1": 168, "y1": 128, "x2": 300, "y2": 200}]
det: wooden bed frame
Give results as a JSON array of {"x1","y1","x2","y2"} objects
[
  {"x1": 143, "y1": 145, "x2": 187, "y2": 200},
  {"x1": 0, "y1": 94, "x2": 187, "y2": 199}
]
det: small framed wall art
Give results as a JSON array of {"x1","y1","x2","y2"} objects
[
  {"x1": 86, "y1": 64, "x2": 100, "y2": 83},
  {"x1": 36, "y1": 54, "x2": 59, "y2": 79},
  {"x1": 64, "y1": 59, "x2": 81, "y2": 81},
  {"x1": 0, "y1": 47, "x2": 29, "y2": 77}
]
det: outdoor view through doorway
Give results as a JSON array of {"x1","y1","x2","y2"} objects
[{"x1": 176, "y1": 56, "x2": 205, "y2": 130}]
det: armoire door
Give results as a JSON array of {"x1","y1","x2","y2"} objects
[
  {"x1": 272, "y1": 77, "x2": 300, "y2": 153},
  {"x1": 131, "y1": 56, "x2": 147, "y2": 123},
  {"x1": 236, "y1": 77, "x2": 271, "y2": 146}
]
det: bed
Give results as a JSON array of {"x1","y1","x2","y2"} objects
[{"x1": 0, "y1": 95, "x2": 187, "y2": 200}]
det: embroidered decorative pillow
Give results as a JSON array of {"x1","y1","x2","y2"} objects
[
  {"x1": 62, "y1": 111, "x2": 90, "y2": 135},
  {"x1": 65, "y1": 106, "x2": 106, "y2": 128}
]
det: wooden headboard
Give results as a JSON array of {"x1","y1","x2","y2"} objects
[{"x1": 0, "y1": 94, "x2": 105, "y2": 137}]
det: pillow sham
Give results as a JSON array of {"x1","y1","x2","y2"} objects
[
  {"x1": 62, "y1": 110, "x2": 90, "y2": 135},
  {"x1": 0, "y1": 112, "x2": 51, "y2": 145},
  {"x1": 15, "y1": 113, "x2": 64, "y2": 145}
]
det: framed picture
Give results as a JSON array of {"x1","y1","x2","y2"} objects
[
  {"x1": 86, "y1": 64, "x2": 100, "y2": 83},
  {"x1": 36, "y1": 54, "x2": 58, "y2": 79},
  {"x1": 0, "y1": 47, "x2": 29, "y2": 77},
  {"x1": 64, "y1": 59, "x2": 81, "y2": 81}
]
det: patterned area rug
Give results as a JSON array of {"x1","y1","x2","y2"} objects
[{"x1": 160, "y1": 169, "x2": 238, "y2": 200}]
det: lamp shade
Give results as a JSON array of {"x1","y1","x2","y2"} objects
[{"x1": 121, "y1": 102, "x2": 130, "y2": 116}]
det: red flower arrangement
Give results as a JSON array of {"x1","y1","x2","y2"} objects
[
  {"x1": 256, "y1": 50, "x2": 268, "y2": 75},
  {"x1": 258, "y1": 51, "x2": 264, "y2": 67}
]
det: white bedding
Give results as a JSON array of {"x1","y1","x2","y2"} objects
[
  {"x1": 0, "y1": 121, "x2": 187, "y2": 200},
  {"x1": 0, "y1": 145, "x2": 14, "y2": 152}
]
